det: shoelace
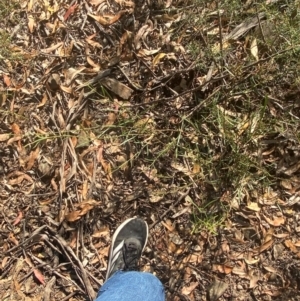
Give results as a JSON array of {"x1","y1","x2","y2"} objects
[{"x1": 123, "y1": 241, "x2": 140, "y2": 271}]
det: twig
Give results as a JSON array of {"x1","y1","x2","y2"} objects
[
  {"x1": 217, "y1": 1, "x2": 224, "y2": 68},
  {"x1": 117, "y1": 66, "x2": 144, "y2": 91},
  {"x1": 4, "y1": 225, "x2": 47, "y2": 255},
  {"x1": 149, "y1": 188, "x2": 191, "y2": 230},
  {"x1": 185, "y1": 86, "x2": 221, "y2": 118},
  {"x1": 131, "y1": 75, "x2": 227, "y2": 108},
  {"x1": 30, "y1": 253, "x2": 86, "y2": 295},
  {"x1": 256, "y1": 6, "x2": 266, "y2": 44},
  {"x1": 54, "y1": 235, "x2": 96, "y2": 300},
  {"x1": 61, "y1": 292, "x2": 77, "y2": 301}
]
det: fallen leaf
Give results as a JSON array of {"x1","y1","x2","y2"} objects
[
  {"x1": 246, "y1": 202, "x2": 260, "y2": 212},
  {"x1": 0, "y1": 133, "x2": 10, "y2": 141},
  {"x1": 63, "y1": 67, "x2": 85, "y2": 86},
  {"x1": 3, "y1": 74, "x2": 11, "y2": 86},
  {"x1": 181, "y1": 281, "x2": 198, "y2": 295},
  {"x1": 168, "y1": 241, "x2": 177, "y2": 253},
  {"x1": 88, "y1": 11, "x2": 125, "y2": 26},
  {"x1": 64, "y1": 3, "x2": 78, "y2": 21},
  {"x1": 89, "y1": 0, "x2": 106, "y2": 7},
  {"x1": 37, "y1": 93, "x2": 48, "y2": 107},
  {"x1": 284, "y1": 240, "x2": 298, "y2": 253},
  {"x1": 11, "y1": 123, "x2": 21, "y2": 135},
  {"x1": 101, "y1": 78, "x2": 133, "y2": 100},
  {"x1": 254, "y1": 239, "x2": 274, "y2": 254},
  {"x1": 65, "y1": 200, "x2": 98, "y2": 222},
  {"x1": 137, "y1": 48, "x2": 161, "y2": 57},
  {"x1": 248, "y1": 270, "x2": 259, "y2": 288},
  {"x1": 92, "y1": 226, "x2": 110, "y2": 238},
  {"x1": 162, "y1": 220, "x2": 175, "y2": 232},
  {"x1": 208, "y1": 279, "x2": 228, "y2": 301},
  {"x1": 153, "y1": 53, "x2": 166, "y2": 66},
  {"x1": 33, "y1": 269, "x2": 45, "y2": 285},
  {"x1": 26, "y1": 147, "x2": 40, "y2": 170},
  {"x1": 104, "y1": 112, "x2": 116, "y2": 126},
  {"x1": 28, "y1": 16, "x2": 36, "y2": 33},
  {"x1": 244, "y1": 257, "x2": 260, "y2": 265},
  {"x1": 250, "y1": 38, "x2": 258, "y2": 61},
  {"x1": 13, "y1": 212, "x2": 23, "y2": 226},
  {"x1": 8, "y1": 232, "x2": 19, "y2": 245},
  {"x1": 212, "y1": 264, "x2": 233, "y2": 274},
  {"x1": 41, "y1": 42, "x2": 63, "y2": 54},
  {"x1": 264, "y1": 215, "x2": 285, "y2": 227},
  {"x1": 263, "y1": 265, "x2": 279, "y2": 274}
]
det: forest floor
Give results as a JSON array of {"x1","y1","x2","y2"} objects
[{"x1": 1, "y1": 0, "x2": 300, "y2": 300}]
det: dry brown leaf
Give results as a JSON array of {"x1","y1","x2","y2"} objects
[
  {"x1": 150, "y1": 194, "x2": 164, "y2": 203},
  {"x1": 8, "y1": 172, "x2": 33, "y2": 185},
  {"x1": 264, "y1": 215, "x2": 285, "y2": 227},
  {"x1": 3, "y1": 74, "x2": 11, "y2": 86},
  {"x1": 250, "y1": 38, "x2": 258, "y2": 61},
  {"x1": 27, "y1": 0, "x2": 34, "y2": 11},
  {"x1": 1, "y1": 256, "x2": 9, "y2": 269},
  {"x1": 88, "y1": 11, "x2": 125, "y2": 26},
  {"x1": 284, "y1": 240, "x2": 298, "y2": 253},
  {"x1": 8, "y1": 232, "x2": 19, "y2": 245},
  {"x1": 33, "y1": 269, "x2": 45, "y2": 285},
  {"x1": 65, "y1": 200, "x2": 98, "y2": 222},
  {"x1": 181, "y1": 282, "x2": 198, "y2": 295},
  {"x1": 63, "y1": 67, "x2": 85, "y2": 86},
  {"x1": 11, "y1": 123, "x2": 21, "y2": 135},
  {"x1": 273, "y1": 233, "x2": 289, "y2": 238},
  {"x1": 254, "y1": 239, "x2": 274, "y2": 254},
  {"x1": 244, "y1": 257, "x2": 260, "y2": 265},
  {"x1": 7, "y1": 135, "x2": 22, "y2": 145},
  {"x1": 64, "y1": 3, "x2": 78, "y2": 21},
  {"x1": 263, "y1": 289, "x2": 281, "y2": 297},
  {"x1": 263, "y1": 265, "x2": 278, "y2": 274},
  {"x1": 28, "y1": 16, "x2": 36, "y2": 33},
  {"x1": 246, "y1": 202, "x2": 260, "y2": 212},
  {"x1": 0, "y1": 133, "x2": 10, "y2": 142},
  {"x1": 37, "y1": 93, "x2": 48, "y2": 108},
  {"x1": 232, "y1": 266, "x2": 247, "y2": 277},
  {"x1": 86, "y1": 36, "x2": 103, "y2": 48},
  {"x1": 92, "y1": 226, "x2": 109, "y2": 238},
  {"x1": 101, "y1": 78, "x2": 133, "y2": 100},
  {"x1": 212, "y1": 264, "x2": 233, "y2": 274},
  {"x1": 161, "y1": 220, "x2": 175, "y2": 232},
  {"x1": 57, "y1": 41, "x2": 74, "y2": 57},
  {"x1": 208, "y1": 280, "x2": 228, "y2": 301},
  {"x1": 248, "y1": 270, "x2": 259, "y2": 289},
  {"x1": 105, "y1": 112, "x2": 117, "y2": 125},
  {"x1": 153, "y1": 53, "x2": 166, "y2": 66},
  {"x1": 137, "y1": 48, "x2": 161, "y2": 57},
  {"x1": 41, "y1": 42, "x2": 63, "y2": 54},
  {"x1": 60, "y1": 85, "x2": 73, "y2": 93},
  {"x1": 89, "y1": 0, "x2": 106, "y2": 6},
  {"x1": 26, "y1": 147, "x2": 40, "y2": 170},
  {"x1": 87, "y1": 56, "x2": 100, "y2": 70},
  {"x1": 13, "y1": 212, "x2": 23, "y2": 226}
]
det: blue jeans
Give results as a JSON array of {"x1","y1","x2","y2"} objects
[{"x1": 95, "y1": 271, "x2": 165, "y2": 301}]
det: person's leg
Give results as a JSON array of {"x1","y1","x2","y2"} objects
[
  {"x1": 95, "y1": 271, "x2": 164, "y2": 301},
  {"x1": 95, "y1": 217, "x2": 165, "y2": 301}
]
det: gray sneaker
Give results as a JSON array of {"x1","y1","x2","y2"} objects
[{"x1": 106, "y1": 217, "x2": 148, "y2": 280}]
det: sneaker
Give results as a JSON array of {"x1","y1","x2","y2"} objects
[{"x1": 106, "y1": 217, "x2": 148, "y2": 280}]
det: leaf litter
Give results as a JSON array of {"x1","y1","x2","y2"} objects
[{"x1": 1, "y1": 0, "x2": 300, "y2": 300}]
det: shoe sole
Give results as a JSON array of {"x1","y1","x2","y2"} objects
[{"x1": 106, "y1": 217, "x2": 149, "y2": 280}]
